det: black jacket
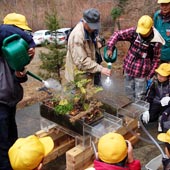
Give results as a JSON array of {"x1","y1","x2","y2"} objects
[{"x1": 0, "y1": 24, "x2": 35, "y2": 106}]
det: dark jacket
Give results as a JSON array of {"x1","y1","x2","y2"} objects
[
  {"x1": 146, "y1": 78, "x2": 170, "y2": 104},
  {"x1": 0, "y1": 24, "x2": 36, "y2": 106}
]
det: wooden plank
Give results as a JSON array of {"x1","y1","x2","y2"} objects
[
  {"x1": 66, "y1": 145, "x2": 95, "y2": 170},
  {"x1": 34, "y1": 126, "x2": 76, "y2": 165}
]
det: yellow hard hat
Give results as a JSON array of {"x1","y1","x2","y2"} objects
[
  {"x1": 136, "y1": 15, "x2": 153, "y2": 35},
  {"x1": 3, "y1": 13, "x2": 32, "y2": 31},
  {"x1": 158, "y1": 0, "x2": 170, "y2": 3}
]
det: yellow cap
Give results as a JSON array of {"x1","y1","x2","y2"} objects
[
  {"x1": 98, "y1": 132, "x2": 128, "y2": 164},
  {"x1": 8, "y1": 135, "x2": 54, "y2": 170},
  {"x1": 157, "y1": 129, "x2": 170, "y2": 143},
  {"x1": 136, "y1": 15, "x2": 153, "y2": 35},
  {"x1": 155, "y1": 63, "x2": 170, "y2": 77},
  {"x1": 3, "y1": 13, "x2": 32, "y2": 31},
  {"x1": 158, "y1": 0, "x2": 170, "y2": 3}
]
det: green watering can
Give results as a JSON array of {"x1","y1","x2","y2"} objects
[
  {"x1": 2, "y1": 34, "x2": 30, "y2": 71},
  {"x1": 103, "y1": 46, "x2": 117, "y2": 69}
]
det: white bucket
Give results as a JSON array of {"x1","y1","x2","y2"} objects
[{"x1": 145, "y1": 154, "x2": 162, "y2": 170}]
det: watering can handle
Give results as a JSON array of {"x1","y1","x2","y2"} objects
[
  {"x1": 2, "y1": 34, "x2": 21, "y2": 46},
  {"x1": 26, "y1": 71, "x2": 43, "y2": 82}
]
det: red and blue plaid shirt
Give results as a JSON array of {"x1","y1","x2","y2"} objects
[{"x1": 107, "y1": 27, "x2": 161, "y2": 79}]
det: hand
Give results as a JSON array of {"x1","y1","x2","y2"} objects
[
  {"x1": 107, "y1": 50, "x2": 112, "y2": 58},
  {"x1": 28, "y1": 48, "x2": 35, "y2": 60},
  {"x1": 142, "y1": 110, "x2": 150, "y2": 124},
  {"x1": 160, "y1": 97, "x2": 170, "y2": 107},
  {"x1": 101, "y1": 67, "x2": 111, "y2": 76},
  {"x1": 15, "y1": 68, "x2": 27, "y2": 77},
  {"x1": 126, "y1": 140, "x2": 134, "y2": 163}
]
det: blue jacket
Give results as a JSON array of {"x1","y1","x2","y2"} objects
[
  {"x1": 0, "y1": 24, "x2": 36, "y2": 106},
  {"x1": 154, "y1": 10, "x2": 170, "y2": 61}
]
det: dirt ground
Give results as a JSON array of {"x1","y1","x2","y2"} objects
[
  {"x1": 17, "y1": 47, "x2": 52, "y2": 109},
  {"x1": 19, "y1": 47, "x2": 166, "y2": 170},
  {"x1": 18, "y1": 46, "x2": 124, "y2": 109}
]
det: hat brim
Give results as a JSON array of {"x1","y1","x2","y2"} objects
[
  {"x1": 39, "y1": 137, "x2": 54, "y2": 156},
  {"x1": 157, "y1": 133, "x2": 170, "y2": 143},
  {"x1": 87, "y1": 22, "x2": 100, "y2": 30},
  {"x1": 15, "y1": 24, "x2": 32, "y2": 31},
  {"x1": 157, "y1": 0, "x2": 170, "y2": 3},
  {"x1": 155, "y1": 69, "x2": 169, "y2": 77},
  {"x1": 136, "y1": 27, "x2": 150, "y2": 35}
]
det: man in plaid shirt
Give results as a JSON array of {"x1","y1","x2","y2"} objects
[{"x1": 107, "y1": 15, "x2": 165, "y2": 100}]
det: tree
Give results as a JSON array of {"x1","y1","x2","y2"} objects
[
  {"x1": 111, "y1": 0, "x2": 127, "y2": 30},
  {"x1": 39, "y1": 12, "x2": 66, "y2": 84}
]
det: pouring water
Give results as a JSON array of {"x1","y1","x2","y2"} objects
[{"x1": 42, "y1": 78, "x2": 61, "y2": 91}]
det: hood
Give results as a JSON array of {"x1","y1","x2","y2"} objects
[{"x1": 151, "y1": 27, "x2": 165, "y2": 45}]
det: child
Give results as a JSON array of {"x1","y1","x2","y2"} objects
[
  {"x1": 157, "y1": 130, "x2": 170, "y2": 170},
  {"x1": 93, "y1": 132, "x2": 141, "y2": 170},
  {"x1": 8, "y1": 135, "x2": 54, "y2": 170},
  {"x1": 142, "y1": 63, "x2": 170, "y2": 132}
]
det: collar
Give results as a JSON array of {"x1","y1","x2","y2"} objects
[
  {"x1": 80, "y1": 19, "x2": 98, "y2": 42},
  {"x1": 159, "y1": 11, "x2": 170, "y2": 22}
]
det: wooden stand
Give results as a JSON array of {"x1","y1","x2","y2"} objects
[{"x1": 35, "y1": 116, "x2": 140, "y2": 169}]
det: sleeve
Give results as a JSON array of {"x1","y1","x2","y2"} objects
[
  {"x1": 106, "y1": 27, "x2": 136, "y2": 51},
  {"x1": 16, "y1": 29, "x2": 36, "y2": 48},
  {"x1": 147, "y1": 43, "x2": 161, "y2": 79},
  {"x1": 126, "y1": 159, "x2": 141, "y2": 170},
  {"x1": 145, "y1": 81, "x2": 156, "y2": 103},
  {"x1": 70, "y1": 35, "x2": 103, "y2": 73},
  {"x1": 14, "y1": 73, "x2": 28, "y2": 83}
]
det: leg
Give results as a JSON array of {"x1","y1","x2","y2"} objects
[
  {"x1": 149, "y1": 103, "x2": 163, "y2": 122},
  {"x1": 124, "y1": 73, "x2": 135, "y2": 101},
  {"x1": 134, "y1": 77, "x2": 147, "y2": 100},
  {"x1": 8, "y1": 106, "x2": 18, "y2": 146},
  {"x1": 0, "y1": 104, "x2": 16, "y2": 170},
  {"x1": 94, "y1": 72, "x2": 102, "y2": 86}
]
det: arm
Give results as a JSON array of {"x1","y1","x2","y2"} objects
[
  {"x1": 147, "y1": 43, "x2": 161, "y2": 79},
  {"x1": 107, "y1": 27, "x2": 136, "y2": 51},
  {"x1": 145, "y1": 80, "x2": 156, "y2": 103},
  {"x1": 70, "y1": 35, "x2": 103, "y2": 73},
  {"x1": 126, "y1": 140, "x2": 141, "y2": 170}
]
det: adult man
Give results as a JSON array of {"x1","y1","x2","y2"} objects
[
  {"x1": 65, "y1": 8, "x2": 111, "y2": 84},
  {"x1": 106, "y1": 15, "x2": 165, "y2": 100},
  {"x1": 0, "y1": 13, "x2": 35, "y2": 170},
  {"x1": 154, "y1": 0, "x2": 170, "y2": 63}
]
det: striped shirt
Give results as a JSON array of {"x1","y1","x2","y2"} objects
[{"x1": 107, "y1": 27, "x2": 161, "y2": 79}]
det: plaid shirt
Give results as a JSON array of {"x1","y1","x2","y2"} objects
[{"x1": 107, "y1": 27, "x2": 161, "y2": 79}]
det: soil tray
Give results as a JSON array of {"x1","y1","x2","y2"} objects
[{"x1": 40, "y1": 102, "x2": 104, "y2": 136}]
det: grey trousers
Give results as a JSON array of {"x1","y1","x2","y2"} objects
[{"x1": 124, "y1": 73, "x2": 147, "y2": 101}]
